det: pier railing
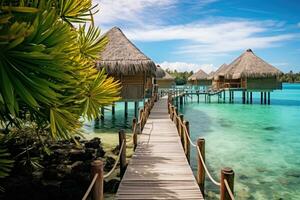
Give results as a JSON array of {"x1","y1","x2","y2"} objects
[
  {"x1": 82, "y1": 94, "x2": 157, "y2": 200},
  {"x1": 168, "y1": 93, "x2": 235, "y2": 200}
]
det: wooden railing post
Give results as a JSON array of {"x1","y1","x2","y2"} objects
[
  {"x1": 184, "y1": 120, "x2": 190, "y2": 163},
  {"x1": 220, "y1": 168, "x2": 234, "y2": 200},
  {"x1": 132, "y1": 118, "x2": 137, "y2": 150},
  {"x1": 170, "y1": 106, "x2": 174, "y2": 120},
  {"x1": 91, "y1": 160, "x2": 104, "y2": 200},
  {"x1": 173, "y1": 107, "x2": 178, "y2": 122},
  {"x1": 119, "y1": 129, "x2": 126, "y2": 178},
  {"x1": 179, "y1": 114, "x2": 184, "y2": 137},
  {"x1": 197, "y1": 138, "x2": 205, "y2": 195}
]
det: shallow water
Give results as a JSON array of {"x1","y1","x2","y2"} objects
[
  {"x1": 178, "y1": 83, "x2": 300, "y2": 199},
  {"x1": 82, "y1": 101, "x2": 145, "y2": 134}
]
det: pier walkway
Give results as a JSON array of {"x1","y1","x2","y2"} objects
[{"x1": 116, "y1": 97, "x2": 203, "y2": 199}]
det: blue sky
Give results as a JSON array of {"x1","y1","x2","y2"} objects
[{"x1": 94, "y1": 0, "x2": 300, "y2": 73}]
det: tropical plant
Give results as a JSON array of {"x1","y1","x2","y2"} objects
[{"x1": 0, "y1": 0, "x2": 121, "y2": 141}]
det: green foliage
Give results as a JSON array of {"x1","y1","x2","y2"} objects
[
  {"x1": 279, "y1": 71, "x2": 300, "y2": 83},
  {"x1": 0, "y1": 0, "x2": 121, "y2": 140},
  {"x1": 166, "y1": 69, "x2": 193, "y2": 85}
]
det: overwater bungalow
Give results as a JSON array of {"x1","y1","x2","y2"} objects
[
  {"x1": 188, "y1": 69, "x2": 211, "y2": 90},
  {"x1": 96, "y1": 27, "x2": 156, "y2": 116},
  {"x1": 155, "y1": 65, "x2": 175, "y2": 89},
  {"x1": 214, "y1": 49, "x2": 283, "y2": 104}
]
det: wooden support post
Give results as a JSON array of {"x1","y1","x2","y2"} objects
[
  {"x1": 173, "y1": 107, "x2": 178, "y2": 124},
  {"x1": 180, "y1": 95, "x2": 183, "y2": 105},
  {"x1": 250, "y1": 92, "x2": 253, "y2": 104},
  {"x1": 134, "y1": 101, "x2": 138, "y2": 117},
  {"x1": 132, "y1": 118, "x2": 137, "y2": 150},
  {"x1": 232, "y1": 91, "x2": 234, "y2": 102},
  {"x1": 246, "y1": 92, "x2": 249, "y2": 104},
  {"x1": 112, "y1": 104, "x2": 115, "y2": 116},
  {"x1": 179, "y1": 114, "x2": 184, "y2": 145},
  {"x1": 197, "y1": 91, "x2": 200, "y2": 103},
  {"x1": 223, "y1": 91, "x2": 226, "y2": 103},
  {"x1": 170, "y1": 106, "x2": 174, "y2": 120},
  {"x1": 264, "y1": 92, "x2": 267, "y2": 105},
  {"x1": 100, "y1": 107, "x2": 104, "y2": 120},
  {"x1": 119, "y1": 129, "x2": 126, "y2": 178},
  {"x1": 268, "y1": 92, "x2": 270, "y2": 105},
  {"x1": 242, "y1": 91, "x2": 245, "y2": 104},
  {"x1": 184, "y1": 121, "x2": 190, "y2": 163},
  {"x1": 261, "y1": 92, "x2": 263, "y2": 104},
  {"x1": 220, "y1": 168, "x2": 235, "y2": 200},
  {"x1": 91, "y1": 160, "x2": 104, "y2": 200},
  {"x1": 124, "y1": 102, "x2": 128, "y2": 118},
  {"x1": 197, "y1": 138, "x2": 205, "y2": 195}
]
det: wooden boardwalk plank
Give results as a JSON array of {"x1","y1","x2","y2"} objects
[{"x1": 116, "y1": 97, "x2": 203, "y2": 200}]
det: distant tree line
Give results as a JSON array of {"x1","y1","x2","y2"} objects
[
  {"x1": 279, "y1": 71, "x2": 300, "y2": 83},
  {"x1": 165, "y1": 69, "x2": 193, "y2": 85}
]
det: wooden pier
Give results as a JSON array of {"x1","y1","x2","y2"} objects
[{"x1": 116, "y1": 97, "x2": 204, "y2": 199}]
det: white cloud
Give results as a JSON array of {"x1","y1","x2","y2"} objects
[
  {"x1": 123, "y1": 20, "x2": 296, "y2": 55},
  {"x1": 159, "y1": 61, "x2": 215, "y2": 73},
  {"x1": 271, "y1": 62, "x2": 289, "y2": 67},
  {"x1": 94, "y1": 0, "x2": 175, "y2": 26}
]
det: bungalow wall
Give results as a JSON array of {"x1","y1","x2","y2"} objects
[
  {"x1": 246, "y1": 77, "x2": 282, "y2": 91},
  {"x1": 112, "y1": 72, "x2": 152, "y2": 100},
  {"x1": 157, "y1": 79, "x2": 175, "y2": 88},
  {"x1": 188, "y1": 80, "x2": 212, "y2": 86}
]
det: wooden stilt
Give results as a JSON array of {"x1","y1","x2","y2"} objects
[
  {"x1": 250, "y1": 92, "x2": 253, "y2": 104},
  {"x1": 112, "y1": 104, "x2": 115, "y2": 116},
  {"x1": 220, "y1": 168, "x2": 235, "y2": 200},
  {"x1": 264, "y1": 92, "x2": 267, "y2": 104},
  {"x1": 101, "y1": 107, "x2": 104, "y2": 120},
  {"x1": 261, "y1": 92, "x2": 263, "y2": 104},
  {"x1": 246, "y1": 92, "x2": 249, "y2": 104},
  {"x1": 124, "y1": 102, "x2": 128, "y2": 117},
  {"x1": 268, "y1": 92, "x2": 270, "y2": 104},
  {"x1": 223, "y1": 91, "x2": 226, "y2": 103},
  {"x1": 232, "y1": 91, "x2": 234, "y2": 103},
  {"x1": 134, "y1": 101, "x2": 138, "y2": 117},
  {"x1": 242, "y1": 91, "x2": 245, "y2": 104}
]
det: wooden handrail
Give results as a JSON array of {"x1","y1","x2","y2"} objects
[
  {"x1": 82, "y1": 94, "x2": 157, "y2": 200},
  {"x1": 167, "y1": 92, "x2": 235, "y2": 200}
]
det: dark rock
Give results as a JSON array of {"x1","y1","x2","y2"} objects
[
  {"x1": 43, "y1": 168, "x2": 58, "y2": 180},
  {"x1": 85, "y1": 137, "x2": 101, "y2": 149},
  {"x1": 104, "y1": 156, "x2": 116, "y2": 171},
  {"x1": 69, "y1": 149, "x2": 93, "y2": 161},
  {"x1": 112, "y1": 145, "x2": 120, "y2": 155},
  {"x1": 96, "y1": 147, "x2": 105, "y2": 157},
  {"x1": 70, "y1": 161, "x2": 84, "y2": 173},
  {"x1": 104, "y1": 178, "x2": 120, "y2": 193}
]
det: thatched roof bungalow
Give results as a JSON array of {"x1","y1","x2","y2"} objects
[
  {"x1": 216, "y1": 49, "x2": 282, "y2": 91},
  {"x1": 188, "y1": 69, "x2": 211, "y2": 86},
  {"x1": 155, "y1": 66, "x2": 175, "y2": 88},
  {"x1": 97, "y1": 27, "x2": 156, "y2": 100}
]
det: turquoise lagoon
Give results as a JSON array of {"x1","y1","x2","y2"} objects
[
  {"x1": 83, "y1": 84, "x2": 300, "y2": 199},
  {"x1": 179, "y1": 83, "x2": 300, "y2": 199}
]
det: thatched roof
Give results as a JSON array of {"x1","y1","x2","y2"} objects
[
  {"x1": 188, "y1": 69, "x2": 208, "y2": 81},
  {"x1": 212, "y1": 63, "x2": 229, "y2": 80},
  {"x1": 207, "y1": 71, "x2": 215, "y2": 80},
  {"x1": 224, "y1": 49, "x2": 283, "y2": 79},
  {"x1": 155, "y1": 65, "x2": 165, "y2": 78},
  {"x1": 96, "y1": 27, "x2": 156, "y2": 75},
  {"x1": 156, "y1": 66, "x2": 175, "y2": 80}
]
